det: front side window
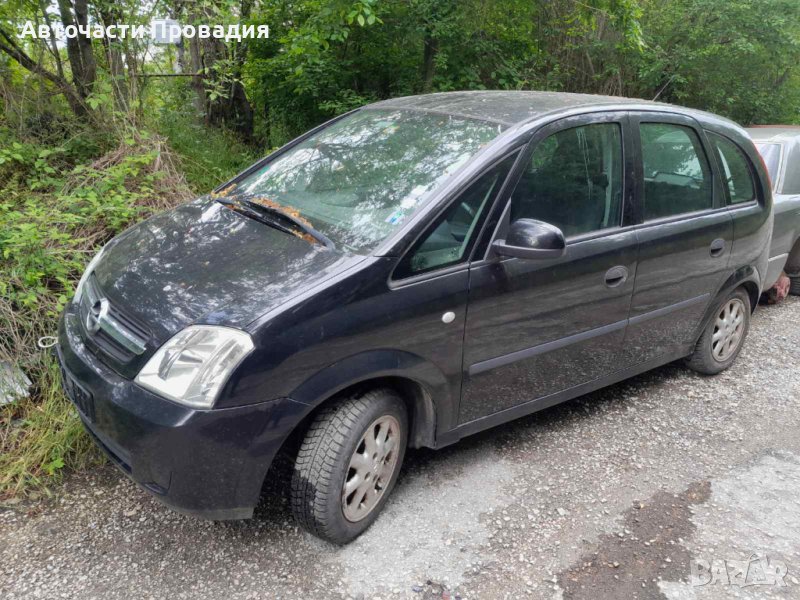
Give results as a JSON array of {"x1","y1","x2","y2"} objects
[
  {"x1": 394, "y1": 154, "x2": 517, "y2": 278},
  {"x1": 639, "y1": 123, "x2": 713, "y2": 220},
  {"x1": 510, "y1": 123, "x2": 624, "y2": 237},
  {"x1": 709, "y1": 133, "x2": 755, "y2": 204},
  {"x1": 233, "y1": 109, "x2": 505, "y2": 252}
]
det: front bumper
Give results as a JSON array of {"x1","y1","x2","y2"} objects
[{"x1": 57, "y1": 305, "x2": 308, "y2": 519}]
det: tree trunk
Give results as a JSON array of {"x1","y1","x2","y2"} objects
[
  {"x1": 225, "y1": 0, "x2": 254, "y2": 140},
  {"x1": 98, "y1": 7, "x2": 128, "y2": 112},
  {"x1": 223, "y1": 80, "x2": 254, "y2": 141},
  {"x1": 187, "y1": 35, "x2": 207, "y2": 117},
  {"x1": 0, "y1": 27, "x2": 89, "y2": 118},
  {"x1": 175, "y1": 37, "x2": 187, "y2": 74},
  {"x1": 187, "y1": 26, "x2": 253, "y2": 139},
  {"x1": 422, "y1": 30, "x2": 438, "y2": 92},
  {"x1": 171, "y1": 2, "x2": 188, "y2": 74},
  {"x1": 57, "y1": 0, "x2": 96, "y2": 99},
  {"x1": 178, "y1": 0, "x2": 254, "y2": 139},
  {"x1": 39, "y1": 0, "x2": 66, "y2": 82}
]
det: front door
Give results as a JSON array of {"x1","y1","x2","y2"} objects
[
  {"x1": 459, "y1": 113, "x2": 640, "y2": 425},
  {"x1": 623, "y1": 113, "x2": 733, "y2": 364}
]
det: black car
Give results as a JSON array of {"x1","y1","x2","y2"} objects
[{"x1": 57, "y1": 91, "x2": 772, "y2": 544}]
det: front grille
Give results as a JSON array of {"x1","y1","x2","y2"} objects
[{"x1": 79, "y1": 275, "x2": 151, "y2": 365}]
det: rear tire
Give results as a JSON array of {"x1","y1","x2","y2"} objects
[
  {"x1": 290, "y1": 388, "x2": 408, "y2": 544},
  {"x1": 790, "y1": 276, "x2": 800, "y2": 297},
  {"x1": 685, "y1": 288, "x2": 751, "y2": 375}
]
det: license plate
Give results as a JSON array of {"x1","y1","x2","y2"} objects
[{"x1": 60, "y1": 364, "x2": 95, "y2": 422}]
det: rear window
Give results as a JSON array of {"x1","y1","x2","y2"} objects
[
  {"x1": 709, "y1": 133, "x2": 755, "y2": 204},
  {"x1": 754, "y1": 142, "x2": 781, "y2": 191}
]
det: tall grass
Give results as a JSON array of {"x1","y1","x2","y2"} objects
[
  {"x1": 0, "y1": 356, "x2": 98, "y2": 495},
  {"x1": 156, "y1": 112, "x2": 260, "y2": 193},
  {"x1": 0, "y1": 106, "x2": 258, "y2": 497},
  {"x1": 0, "y1": 126, "x2": 194, "y2": 496}
]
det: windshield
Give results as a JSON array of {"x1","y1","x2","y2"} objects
[
  {"x1": 232, "y1": 109, "x2": 505, "y2": 252},
  {"x1": 754, "y1": 142, "x2": 782, "y2": 190}
]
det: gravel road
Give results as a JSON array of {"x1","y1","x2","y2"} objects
[{"x1": 2, "y1": 298, "x2": 800, "y2": 600}]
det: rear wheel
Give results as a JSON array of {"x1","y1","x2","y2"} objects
[
  {"x1": 685, "y1": 288, "x2": 751, "y2": 375},
  {"x1": 290, "y1": 388, "x2": 408, "y2": 544},
  {"x1": 790, "y1": 276, "x2": 800, "y2": 296}
]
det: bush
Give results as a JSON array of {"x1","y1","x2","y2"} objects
[
  {"x1": 0, "y1": 125, "x2": 193, "y2": 497},
  {"x1": 155, "y1": 101, "x2": 259, "y2": 193}
]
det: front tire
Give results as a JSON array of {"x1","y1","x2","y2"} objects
[
  {"x1": 685, "y1": 288, "x2": 751, "y2": 375},
  {"x1": 290, "y1": 388, "x2": 408, "y2": 544}
]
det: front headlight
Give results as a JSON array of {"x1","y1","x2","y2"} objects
[
  {"x1": 73, "y1": 244, "x2": 108, "y2": 304},
  {"x1": 134, "y1": 325, "x2": 254, "y2": 409}
]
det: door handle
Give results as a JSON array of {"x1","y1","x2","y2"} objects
[
  {"x1": 604, "y1": 265, "x2": 629, "y2": 288},
  {"x1": 709, "y1": 238, "x2": 726, "y2": 257}
]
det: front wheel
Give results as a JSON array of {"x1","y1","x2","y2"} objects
[
  {"x1": 685, "y1": 288, "x2": 751, "y2": 375},
  {"x1": 290, "y1": 388, "x2": 408, "y2": 544}
]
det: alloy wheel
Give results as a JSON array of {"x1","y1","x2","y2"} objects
[
  {"x1": 341, "y1": 415, "x2": 401, "y2": 522},
  {"x1": 712, "y1": 298, "x2": 746, "y2": 362}
]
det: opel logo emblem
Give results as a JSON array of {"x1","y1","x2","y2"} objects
[{"x1": 85, "y1": 298, "x2": 110, "y2": 334}]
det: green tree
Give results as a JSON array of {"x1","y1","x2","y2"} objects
[{"x1": 633, "y1": 0, "x2": 800, "y2": 124}]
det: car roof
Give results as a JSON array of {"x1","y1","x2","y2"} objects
[
  {"x1": 746, "y1": 126, "x2": 800, "y2": 143},
  {"x1": 365, "y1": 90, "x2": 733, "y2": 128}
]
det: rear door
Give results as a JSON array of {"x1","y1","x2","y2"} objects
[{"x1": 624, "y1": 112, "x2": 733, "y2": 364}]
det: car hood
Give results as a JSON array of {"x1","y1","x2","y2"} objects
[{"x1": 94, "y1": 196, "x2": 363, "y2": 343}]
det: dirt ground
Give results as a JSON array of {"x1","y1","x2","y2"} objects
[{"x1": 2, "y1": 298, "x2": 800, "y2": 600}]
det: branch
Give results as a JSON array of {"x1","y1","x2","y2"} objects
[
  {"x1": 39, "y1": 0, "x2": 66, "y2": 80},
  {"x1": 652, "y1": 74, "x2": 676, "y2": 101},
  {"x1": 0, "y1": 27, "x2": 61, "y2": 85},
  {"x1": 0, "y1": 27, "x2": 88, "y2": 115}
]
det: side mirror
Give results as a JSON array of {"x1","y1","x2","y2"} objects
[{"x1": 492, "y1": 218, "x2": 566, "y2": 260}]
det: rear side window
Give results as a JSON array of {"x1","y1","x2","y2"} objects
[
  {"x1": 639, "y1": 123, "x2": 713, "y2": 220},
  {"x1": 394, "y1": 153, "x2": 516, "y2": 279},
  {"x1": 708, "y1": 133, "x2": 755, "y2": 204},
  {"x1": 510, "y1": 123, "x2": 624, "y2": 237}
]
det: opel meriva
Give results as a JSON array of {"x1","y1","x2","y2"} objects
[{"x1": 58, "y1": 92, "x2": 772, "y2": 544}]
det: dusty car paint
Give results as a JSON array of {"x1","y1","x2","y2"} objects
[{"x1": 58, "y1": 91, "x2": 772, "y2": 520}]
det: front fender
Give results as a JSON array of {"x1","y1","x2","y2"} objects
[{"x1": 289, "y1": 349, "x2": 453, "y2": 448}]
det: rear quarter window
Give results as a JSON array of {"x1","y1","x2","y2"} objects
[{"x1": 708, "y1": 132, "x2": 756, "y2": 204}]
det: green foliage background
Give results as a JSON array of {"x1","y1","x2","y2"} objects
[
  {"x1": 245, "y1": 0, "x2": 800, "y2": 146},
  {"x1": 0, "y1": 0, "x2": 799, "y2": 496}
]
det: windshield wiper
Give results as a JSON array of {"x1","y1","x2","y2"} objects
[
  {"x1": 216, "y1": 197, "x2": 335, "y2": 250},
  {"x1": 241, "y1": 198, "x2": 336, "y2": 249}
]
